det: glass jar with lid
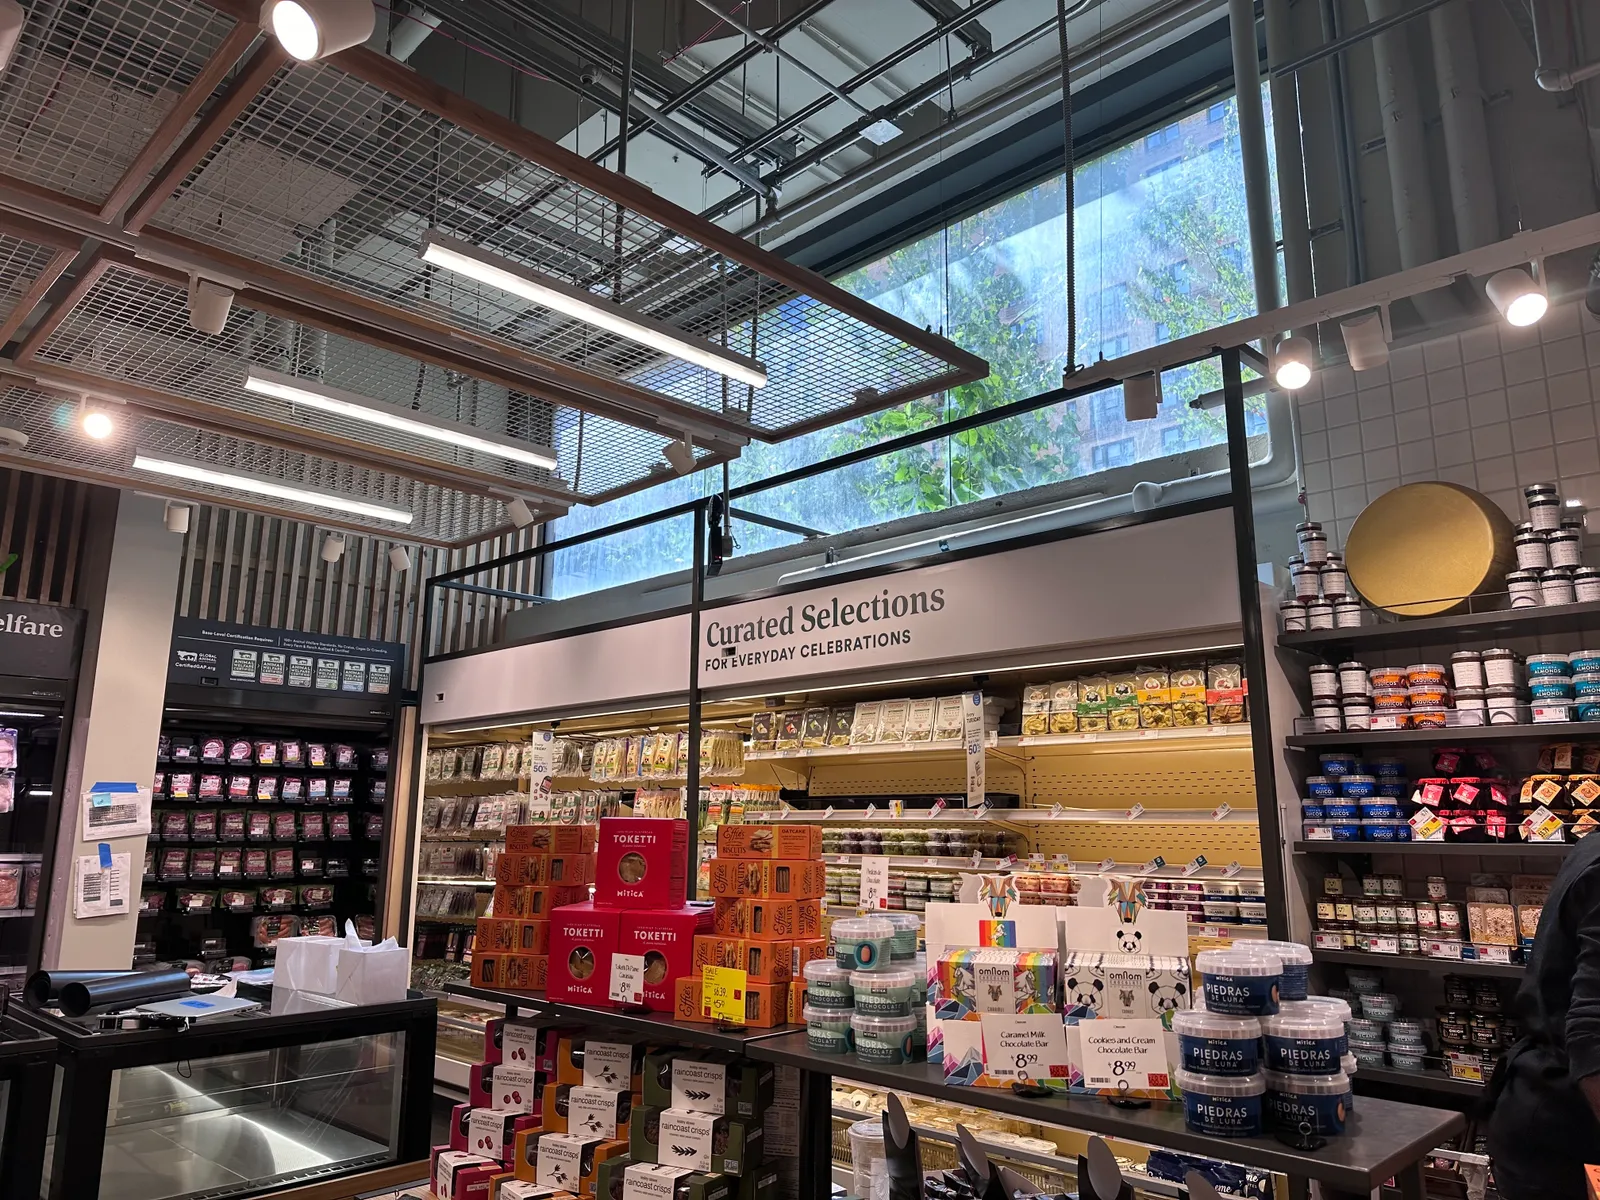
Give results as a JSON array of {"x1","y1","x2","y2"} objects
[
  {"x1": 1514, "y1": 522, "x2": 1551, "y2": 570},
  {"x1": 1526, "y1": 482, "x2": 1562, "y2": 531}
]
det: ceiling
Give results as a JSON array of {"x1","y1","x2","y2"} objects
[{"x1": 0, "y1": 0, "x2": 988, "y2": 546}]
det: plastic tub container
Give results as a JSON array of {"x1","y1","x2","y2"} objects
[
  {"x1": 1347, "y1": 1037, "x2": 1387, "y2": 1068},
  {"x1": 1264, "y1": 1071, "x2": 1351, "y2": 1136},
  {"x1": 1387, "y1": 1044, "x2": 1425, "y2": 1071},
  {"x1": 1251, "y1": 942, "x2": 1313, "y2": 1000},
  {"x1": 1339, "y1": 774, "x2": 1378, "y2": 798},
  {"x1": 1386, "y1": 1019, "x2": 1427, "y2": 1046},
  {"x1": 1321, "y1": 822, "x2": 1363, "y2": 841},
  {"x1": 1196, "y1": 949, "x2": 1282, "y2": 1016},
  {"x1": 1363, "y1": 818, "x2": 1411, "y2": 842},
  {"x1": 847, "y1": 1120, "x2": 886, "y2": 1198},
  {"x1": 1172, "y1": 1010, "x2": 1263, "y2": 1077},
  {"x1": 1237, "y1": 901, "x2": 1269, "y2": 925},
  {"x1": 1305, "y1": 776, "x2": 1336, "y2": 799},
  {"x1": 1176, "y1": 1070, "x2": 1266, "y2": 1137},
  {"x1": 1347, "y1": 1017, "x2": 1385, "y2": 1043},
  {"x1": 803, "y1": 960, "x2": 856, "y2": 1010},
  {"x1": 851, "y1": 1013, "x2": 916, "y2": 1064},
  {"x1": 882, "y1": 912, "x2": 921, "y2": 961},
  {"x1": 1360, "y1": 992, "x2": 1401, "y2": 1021},
  {"x1": 849, "y1": 967, "x2": 918, "y2": 1017},
  {"x1": 1301, "y1": 995, "x2": 1353, "y2": 1027},
  {"x1": 1346, "y1": 969, "x2": 1384, "y2": 995},
  {"x1": 834, "y1": 917, "x2": 894, "y2": 971},
  {"x1": 1319, "y1": 753, "x2": 1358, "y2": 776},
  {"x1": 1572, "y1": 650, "x2": 1600, "y2": 674},
  {"x1": 1526, "y1": 653, "x2": 1571, "y2": 678},
  {"x1": 1261, "y1": 1008, "x2": 1348, "y2": 1074},
  {"x1": 1322, "y1": 800, "x2": 1360, "y2": 820},
  {"x1": 805, "y1": 1005, "x2": 856, "y2": 1054},
  {"x1": 1301, "y1": 801, "x2": 1326, "y2": 822},
  {"x1": 1358, "y1": 799, "x2": 1402, "y2": 821}
]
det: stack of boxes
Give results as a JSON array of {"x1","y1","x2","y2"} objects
[
  {"x1": 471, "y1": 826, "x2": 597, "y2": 991},
  {"x1": 434, "y1": 1018, "x2": 557, "y2": 1199},
  {"x1": 679, "y1": 825, "x2": 826, "y2": 1027}
]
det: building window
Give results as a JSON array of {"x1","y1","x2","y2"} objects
[
  {"x1": 1092, "y1": 439, "x2": 1138, "y2": 470},
  {"x1": 1162, "y1": 426, "x2": 1189, "y2": 454}
]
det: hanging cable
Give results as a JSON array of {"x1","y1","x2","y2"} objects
[{"x1": 1056, "y1": 0, "x2": 1078, "y2": 375}]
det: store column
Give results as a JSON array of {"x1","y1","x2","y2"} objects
[{"x1": 41, "y1": 494, "x2": 183, "y2": 969}]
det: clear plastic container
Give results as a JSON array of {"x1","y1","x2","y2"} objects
[
  {"x1": 1261, "y1": 1008, "x2": 1348, "y2": 1074},
  {"x1": 804, "y1": 1005, "x2": 855, "y2": 1054},
  {"x1": 1360, "y1": 992, "x2": 1401, "y2": 1021},
  {"x1": 1196, "y1": 949, "x2": 1283, "y2": 1016},
  {"x1": 851, "y1": 1013, "x2": 916, "y2": 1064},
  {"x1": 1301, "y1": 995, "x2": 1353, "y2": 1026},
  {"x1": 1388, "y1": 1045, "x2": 1426, "y2": 1071},
  {"x1": 1175, "y1": 1070, "x2": 1266, "y2": 1137},
  {"x1": 1386, "y1": 1018, "x2": 1427, "y2": 1045},
  {"x1": 1263, "y1": 1070, "x2": 1351, "y2": 1135},
  {"x1": 803, "y1": 960, "x2": 856, "y2": 1010},
  {"x1": 1172, "y1": 1009, "x2": 1263, "y2": 1076},
  {"x1": 1347, "y1": 1037, "x2": 1387, "y2": 1068},
  {"x1": 882, "y1": 912, "x2": 921, "y2": 961},
  {"x1": 849, "y1": 966, "x2": 919, "y2": 1017},
  {"x1": 847, "y1": 1120, "x2": 886, "y2": 1198},
  {"x1": 1251, "y1": 941, "x2": 1313, "y2": 1000},
  {"x1": 1527, "y1": 653, "x2": 1572, "y2": 678},
  {"x1": 833, "y1": 916, "x2": 895, "y2": 971}
]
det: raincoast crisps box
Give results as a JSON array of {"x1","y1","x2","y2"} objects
[
  {"x1": 619, "y1": 906, "x2": 713, "y2": 1011},
  {"x1": 555, "y1": 1036, "x2": 647, "y2": 1089},
  {"x1": 595, "y1": 818, "x2": 688, "y2": 909},
  {"x1": 547, "y1": 902, "x2": 622, "y2": 1006},
  {"x1": 706, "y1": 859, "x2": 824, "y2": 900},
  {"x1": 540, "y1": 1082, "x2": 632, "y2": 1139},
  {"x1": 630, "y1": 1107, "x2": 763, "y2": 1177},
  {"x1": 714, "y1": 824, "x2": 821, "y2": 861}
]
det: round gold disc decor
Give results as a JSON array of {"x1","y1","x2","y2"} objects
[{"x1": 1344, "y1": 482, "x2": 1516, "y2": 616}]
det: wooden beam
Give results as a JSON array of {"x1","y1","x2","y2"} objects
[
  {"x1": 0, "y1": 248, "x2": 75, "y2": 347},
  {"x1": 100, "y1": 22, "x2": 263, "y2": 221},
  {"x1": 13, "y1": 254, "x2": 109, "y2": 362},
  {"x1": 124, "y1": 38, "x2": 289, "y2": 233}
]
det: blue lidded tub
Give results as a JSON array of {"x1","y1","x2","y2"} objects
[
  {"x1": 1323, "y1": 800, "x2": 1360, "y2": 820},
  {"x1": 1338, "y1": 775, "x2": 1377, "y2": 799},
  {"x1": 1305, "y1": 776, "x2": 1336, "y2": 799},
  {"x1": 1253, "y1": 942, "x2": 1313, "y2": 1001},
  {"x1": 1376, "y1": 780, "x2": 1409, "y2": 798},
  {"x1": 1177, "y1": 1070, "x2": 1266, "y2": 1137},
  {"x1": 1261, "y1": 1006, "x2": 1348, "y2": 1074},
  {"x1": 1572, "y1": 650, "x2": 1600, "y2": 674},
  {"x1": 1329, "y1": 822, "x2": 1363, "y2": 841},
  {"x1": 1530, "y1": 676, "x2": 1574, "y2": 701},
  {"x1": 1372, "y1": 757, "x2": 1406, "y2": 779},
  {"x1": 1264, "y1": 1070, "x2": 1351, "y2": 1136},
  {"x1": 1197, "y1": 949, "x2": 1282, "y2": 1016},
  {"x1": 1358, "y1": 799, "x2": 1402, "y2": 820},
  {"x1": 1302, "y1": 802, "x2": 1327, "y2": 821},
  {"x1": 1318, "y1": 754, "x2": 1358, "y2": 777},
  {"x1": 1172, "y1": 1010, "x2": 1263, "y2": 1077},
  {"x1": 1363, "y1": 818, "x2": 1410, "y2": 842}
]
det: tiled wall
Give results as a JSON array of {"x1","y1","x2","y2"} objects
[{"x1": 1298, "y1": 301, "x2": 1600, "y2": 545}]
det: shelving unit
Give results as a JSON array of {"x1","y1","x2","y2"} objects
[
  {"x1": 1310, "y1": 949, "x2": 1523, "y2": 978},
  {"x1": 1350, "y1": 1064, "x2": 1485, "y2": 1098},
  {"x1": 1287, "y1": 722, "x2": 1600, "y2": 747},
  {"x1": 1293, "y1": 840, "x2": 1571, "y2": 858},
  {"x1": 1278, "y1": 597, "x2": 1600, "y2": 652}
]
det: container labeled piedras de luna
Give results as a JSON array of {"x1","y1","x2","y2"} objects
[
  {"x1": 1196, "y1": 949, "x2": 1282, "y2": 1016},
  {"x1": 1176, "y1": 1070, "x2": 1266, "y2": 1137}
]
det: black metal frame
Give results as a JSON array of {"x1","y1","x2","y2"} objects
[
  {"x1": 0, "y1": 1014, "x2": 57, "y2": 1200},
  {"x1": 14, "y1": 993, "x2": 436, "y2": 1200}
]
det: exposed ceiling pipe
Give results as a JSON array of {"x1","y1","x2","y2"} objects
[
  {"x1": 1429, "y1": 0, "x2": 1500, "y2": 251},
  {"x1": 1319, "y1": 0, "x2": 1367, "y2": 287},
  {"x1": 1364, "y1": 0, "x2": 1460, "y2": 324},
  {"x1": 390, "y1": 8, "x2": 441, "y2": 62},
  {"x1": 1264, "y1": 0, "x2": 1315, "y2": 326},
  {"x1": 1531, "y1": 0, "x2": 1600, "y2": 89},
  {"x1": 1228, "y1": 0, "x2": 1283, "y2": 318}
]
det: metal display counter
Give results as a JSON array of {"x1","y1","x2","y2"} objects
[
  {"x1": 15, "y1": 990, "x2": 436, "y2": 1200},
  {"x1": 0, "y1": 1015, "x2": 57, "y2": 1200}
]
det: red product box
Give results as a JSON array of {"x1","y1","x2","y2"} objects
[
  {"x1": 469, "y1": 1062, "x2": 497, "y2": 1110},
  {"x1": 546, "y1": 902, "x2": 622, "y2": 1006},
  {"x1": 484, "y1": 1018, "x2": 543, "y2": 1066},
  {"x1": 617, "y1": 906, "x2": 714, "y2": 1012},
  {"x1": 434, "y1": 1149, "x2": 500, "y2": 1200},
  {"x1": 594, "y1": 817, "x2": 688, "y2": 909},
  {"x1": 506, "y1": 825, "x2": 599, "y2": 855}
]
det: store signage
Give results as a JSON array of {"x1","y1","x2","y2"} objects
[
  {"x1": 0, "y1": 600, "x2": 83, "y2": 680},
  {"x1": 978, "y1": 1014, "x2": 1070, "y2": 1084},
  {"x1": 168, "y1": 617, "x2": 404, "y2": 698},
  {"x1": 858, "y1": 855, "x2": 890, "y2": 909},
  {"x1": 1078, "y1": 1019, "x2": 1169, "y2": 1091},
  {"x1": 962, "y1": 691, "x2": 985, "y2": 806}
]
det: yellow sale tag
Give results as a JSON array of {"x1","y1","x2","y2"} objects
[{"x1": 701, "y1": 965, "x2": 748, "y2": 1023}]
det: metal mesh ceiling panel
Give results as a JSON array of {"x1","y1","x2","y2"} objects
[
  {"x1": 26, "y1": 264, "x2": 701, "y2": 502},
  {"x1": 0, "y1": 0, "x2": 237, "y2": 205},
  {"x1": 0, "y1": 231, "x2": 63, "y2": 327},
  {"x1": 146, "y1": 56, "x2": 967, "y2": 435},
  {"x1": 0, "y1": 382, "x2": 508, "y2": 543}
]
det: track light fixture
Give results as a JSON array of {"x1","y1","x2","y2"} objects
[
  {"x1": 0, "y1": 2, "x2": 24, "y2": 75},
  {"x1": 388, "y1": 546, "x2": 412, "y2": 573},
  {"x1": 1339, "y1": 309, "x2": 1390, "y2": 372},
  {"x1": 261, "y1": 0, "x2": 375, "y2": 62},
  {"x1": 80, "y1": 401, "x2": 113, "y2": 441},
  {"x1": 663, "y1": 434, "x2": 697, "y2": 476},
  {"x1": 1487, "y1": 263, "x2": 1549, "y2": 327},
  {"x1": 1122, "y1": 373, "x2": 1161, "y2": 421},
  {"x1": 1271, "y1": 335, "x2": 1316, "y2": 391},
  {"x1": 320, "y1": 534, "x2": 346, "y2": 563},
  {"x1": 164, "y1": 502, "x2": 191, "y2": 535},
  {"x1": 187, "y1": 275, "x2": 235, "y2": 335},
  {"x1": 506, "y1": 497, "x2": 536, "y2": 530}
]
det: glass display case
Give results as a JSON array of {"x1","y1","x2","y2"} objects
[{"x1": 17, "y1": 991, "x2": 434, "y2": 1200}]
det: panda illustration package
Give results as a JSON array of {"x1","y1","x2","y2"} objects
[{"x1": 1061, "y1": 951, "x2": 1190, "y2": 1019}]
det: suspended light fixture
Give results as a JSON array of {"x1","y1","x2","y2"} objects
[
  {"x1": 187, "y1": 276, "x2": 235, "y2": 335},
  {"x1": 1271, "y1": 335, "x2": 1316, "y2": 391},
  {"x1": 388, "y1": 546, "x2": 412, "y2": 572},
  {"x1": 133, "y1": 453, "x2": 414, "y2": 524},
  {"x1": 243, "y1": 367, "x2": 559, "y2": 471},
  {"x1": 80, "y1": 404, "x2": 114, "y2": 440},
  {"x1": 1486, "y1": 265, "x2": 1549, "y2": 327},
  {"x1": 164, "y1": 502, "x2": 191, "y2": 534},
  {"x1": 1122, "y1": 373, "x2": 1161, "y2": 421},
  {"x1": 261, "y1": 0, "x2": 375, "y2": 62},
  {"x1": 506, "y1": 498, "x2": 536, "y2": 529},
  {"x1": 1339, "y1": 310, "x2": 1390, "y2": 372},
  {"x1": 663, "y1": 434, "x2": 697, "y2": 476},
  {"x1": 418, "y1": 232, "x2": 770, "y2": 389},
  {"x1": 320, "y1": 534, "x2": 346, "y2": 563}
]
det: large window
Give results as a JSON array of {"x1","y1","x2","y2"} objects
[{"x1": 546, "y1": 90, "x2": 1274, "y2": 599}]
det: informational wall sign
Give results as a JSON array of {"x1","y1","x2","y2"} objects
[
  {"x1": 0, "y1": 600, "x2": 83, "y2": 680},
  {"x1": 169, "y1": 617, "x2": 404, "y2": 697}
]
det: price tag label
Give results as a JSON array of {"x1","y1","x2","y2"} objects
[
  {"x1": 970, "y1": 851, "x2": 983, "y2": 868},
  {"x1": 609, "y1": 953, "x2": 646, "y2": 1006},
  {"x1": 701, "y1": 966, "x2": 748, "y2": 1024},
  {"x1": 1136, "y1": 856, "x2": 1166, "y2": 876},
  {"x1": 1181, "y1": 855, "x2": 1208, "y2": 877},
  {"x1": 1410, "y1": 807, "x2": 1446, "y2": 841},
  {"x1": 1079, "y1": 1019, "x2": 1169, "y2": 1091},
  {"x1": 1028, "y1": 854, "x2": 1046, "y2": 868},
  {"x1": 823, "y1": 805, "x2": 836, "y2": 820},
  {"x1": 930, "y1": 799, "x2": 947, "y2": 818},
  {"x1": 1305, "y1": 825, "x2": 1334, "y2": 841},
  {"x1": 858, "y1": 855, "x2": 890, "y2": 910},
  {"x1": 890, "y1": 799, "x2": 904, "y2": 819},
  {"x1": 864, "y1": 803, "x2": 878, "y2": 819},
  {"x1": 1368, "y1": 934, "x2": 1401, "y2": 955},
  {"x1": 775, "y1": 804, "x2": 791, "y2": 820},
  {"x1": 1476, "y1": 944, "x2": 1512, "y2": 964},
  {"x1": 1052, "y1": 853, "x2": 1071, "y2": 866},
  {"x1": 1050, "y1": 803, "x2": 1064, "y2": 818},
  {"x1": 978, "y1": 1014, "x2": 1071, "y2": 1083},
  {"x1": 1221, "y1": 861, "x2": 1243, "y2": 878},
  {"x1": 1212, "y1": 803, "x2": 1232, "y2": 821},
  {"x1": 1094, "y1": 858, "x2": 1117, "y2": 873},
  {"x1": 1523, "y1": 805, "x2": 1565, "y2": 842},
  {"x1": 1125, "y1": 803, "x2": 1146, "y2": 821}
]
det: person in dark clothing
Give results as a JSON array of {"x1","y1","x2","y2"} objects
[{"x1": 1486, "y1": 829, "x2": 1600, "y2": 1199}]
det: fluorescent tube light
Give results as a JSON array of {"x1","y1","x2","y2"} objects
[
  {"x1": 243, "y1": 367, "x2": 559, "y2": 471},
  {"x1": 418, "y1": 232, "x2": 770, "y2": 390},
  {"x1": 133, "y1": 453, "x2": 414, "y2": 524}
]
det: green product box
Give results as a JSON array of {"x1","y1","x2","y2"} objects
[
  {"x1": 607, "y1": 1163, "x2": 735, "y2": 1200},
  {"x1": 641, "y1": 1053, "x2": 774, "y2": 1121},
  {"x1": 733, "y1": 1162, "x2": 781, "y2": 1200},
  {"x1": 628, "y1": 1105, "x2": 764, "y2": 1178},
  {"x1": 593, "y1": 1153, "x2": 633, "y2": 1200}
]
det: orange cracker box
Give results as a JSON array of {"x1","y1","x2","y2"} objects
[
  {"x1": 712, "y1": 899, "x2": 819, "y2": 941},
  {"x1": 476, "y1": 918, "x2": 551, "y2": 955},
  {"x1": 714, "y1": 823, "x2": 822, "y2": 860},
  {"x1": 506, "y1": 825, "x2": 599, "y2": 855},
  {"x1": 790, "y1": 937, "x2": 827, "y2": 973},
  {"x1": 691, "y1": 935, "x2": 793, "y2": 983},
  {"x1": 672, "y1": 975, "x2": 790, "y2": 1028},
  {"x1": 706, "y1": 858, "x2": 825, "y2": 900},
  {"x1": 496, "y1": 885, "x2": 590, "y2": 920},
  {"x1": 472, "y1": 952, "x2": 547, "y2": 992},
  {"x1": 497, "y1": 853, "x2": 597, "y2": 888}
]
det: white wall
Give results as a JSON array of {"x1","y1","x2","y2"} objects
[{"x1": 1299, "y1": 300, "x2": 1600, "y2": 543}]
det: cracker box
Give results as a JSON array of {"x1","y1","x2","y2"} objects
[
  {"x1": 630, "y1": 1107, "x2": 763, "y2": 1177},
  {"x1": 496, "y1": 885, "x2": 591, "y2": 920},
  {"x1": 672, "y1": 977, "x2": 790, "y2": 1028},
  {"x1": 714, "y1": 824, "x2": 822, "y2": 861},
  {"x1": 691, "y1": 936, "x2": 793, "y2": 984},
  {"x1": 935, "y1": 949, "x2": 1059, "y2": 1020},
  {"x1": 507, "y1": 826, "x2": 599, "y2": 855},
  {"x1": 642, "y1": 1053, "x2": 774, "y2": 1119},
  {"x1": 593, "y1": 1154, "x2": 635, "y2": 1200},
  {"x1": 790, "y1": 938, "x2": 827, "y2": 976},
  {"x1": 476, "y1": 918, "x2": 552, "y2": 955},
  {"x1": 616, "y1": 1165, "x2": 736, "y2": 1200},
  {"x1": 484, "y1": 1018, "x2": 543, "y2": 1066},
  {"x1": 547, "y1": 902, "x2": 623, "y2": 1006},
  {"x1": 494, "y1": 1063, "x2": 542, "y2": 1114},
  {"x1": 787, "y1": 979, "x2": 806, "y2": 1025},
  {"x1": 497, "y1": 853, "x2": 597, "y2": 889},
  {"x1": 619, "y1": 906, "x2": 713, "y2": 1012},
  {"x1": 469, "y1": 1062, "x2": 498, "y2": 1110},
  {"x1": 1061, "y1": 951, "x2": 1192, "y2": 1019},
  {"x1": 540, "y1": 1082, "x2": 632, "y2": 1139},
  {"x1": 595, "y1": 818, "x2": 688, "y2": 909},
  {"x1": 435, "y1": 1150, "x2": 501, "y2": 1200},
  {"x1": 461, "y1": 1107, "x2": 541, "y2": 1162},
  {"x1": 555, "y1": 1036, "x2": 647, "y2": 1090},
  {"x1": 706, "y1": 859, "x2": 824, "y2": 900},
  {"x1": 710, "y1": 899, "x2": 820, "y2": 941},
  {"x1": 532, "y1": 1132, "x2": 627, "y2": 1195},
  {"x1": 472, "y1": 952, "x2": 548, "y2": 992},
  {"x1": 492, "y1": 1179, "x2": 575, "y2": 1200}
]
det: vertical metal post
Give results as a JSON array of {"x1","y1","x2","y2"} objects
[
  {"x1": 1223, "y1": 347, "x2": 1290, "y2": 940},
  {"x1": 396, "y1": 585, "x2": 437, "y2": 946},
  {"x1": 617, "y1": 0, "x2": 637, "y2": 178},
  {"x1": 1320, "y1": 0, "x2": 1366, "y2": 286},
  {"x1": 797, "y1": 1066, "x2": 833, "y2": 1200},
  {"x1": 1228, "y1": 0, "x2": 1283, "y2": 315},
  {"x1": 685, "y1": 501, "x2": 707, "y2": 898}
]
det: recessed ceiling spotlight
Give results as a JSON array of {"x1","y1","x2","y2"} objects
[
  {"x1": 663, "y1": 434, "x2": 697, "y2": 476},
  {"x1": 1271, "y1": 335, "x2": 1316, "y2": 391},
  {"x1": 261, "y1": 0, "x2": 375, "y2": 62},
  {"x1": 1486, "y1": 265, "x2": 1549, "y2": 328},
  {"x1": 1122, "y1": 373, "x2": 1161, "y2": 421},
  {"x1": 80, "y1": 405, "x2": 113, "y2": 440},
  {"x1": 1339, "y1": 310, "x2": 1390, "y2": 372}
]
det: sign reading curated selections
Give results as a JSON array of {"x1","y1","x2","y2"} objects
[
  {"x1": 0, "y1": 600, "x2": 84, "y2": 680},
  {"x1": 168, "y1": 617, "x2": 404, "y2": 697}
]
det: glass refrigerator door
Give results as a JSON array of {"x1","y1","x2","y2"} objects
[{"x1": 0, "y1": 706, "x2": 60, "y2": 985}]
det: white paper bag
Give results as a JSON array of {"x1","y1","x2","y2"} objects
[
  {"x1": 275, "y1": 934, "x2": 353, "y2": 995},
  {"x1": 334, "y1": 920, "x2": 408, "y2": 1006}
]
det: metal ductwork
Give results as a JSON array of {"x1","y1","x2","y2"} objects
[{"x1": 1429, "y1": 0, "x2": 1500, "y2": 252}]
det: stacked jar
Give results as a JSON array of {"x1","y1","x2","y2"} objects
[
  {"x1": 1303, "y1": 753, "x2": 1412, "y2": 842},
  {"x1": 1508, "y1": 484, "x2": 1593, "y2": 606},
  {"x1": 1438, "y1": 973, "x2": 1515, "y2": 1081},
  {"x1": 1282, "y1": 521, "x2": 1360, "y2": 632},
  {"x1": 815, "y1": 916, "x2": 925, "y2": 1064}
]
